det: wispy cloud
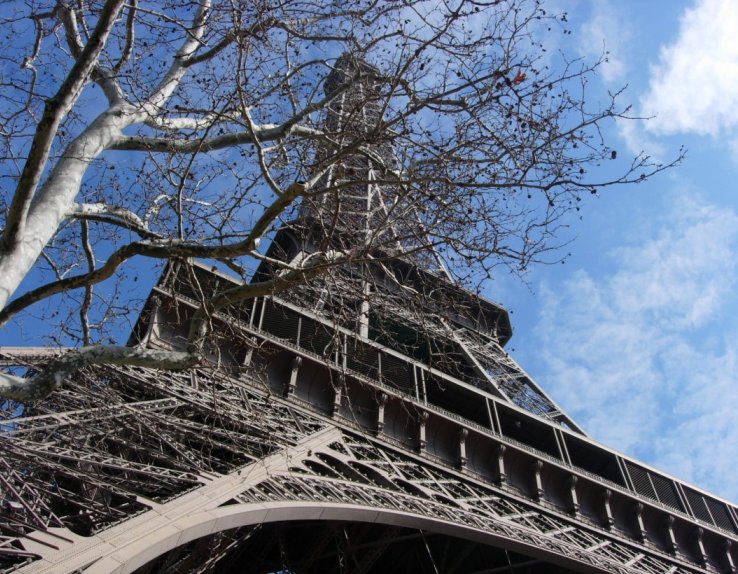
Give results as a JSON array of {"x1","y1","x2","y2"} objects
[
  {"x1": 616, "y1": 116, "x2": 666, "y2": 160},
  {"x1": 641, "y1": 0, "x2": 738, "y2": 137},
  {"x1": 528, "y1": 192, "x2": 738, "y2": 501},
  {"x1": 570, "y1": 0, "x2": 668, "y2": 159},
  {"x1": 577, "y1": 0, "x2": 629, "y2": 83}
]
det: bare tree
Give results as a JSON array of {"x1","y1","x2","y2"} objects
[{"x1": 0, "y1": 0, "x2": 678, "y2": 400}]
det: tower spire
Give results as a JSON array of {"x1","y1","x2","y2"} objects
[
  {"x1": 298, "y1": 54, "x2": 401, "y2": 248},
  {"x1": 254, "y1": 57, "x2": 577, "y2": 430}
]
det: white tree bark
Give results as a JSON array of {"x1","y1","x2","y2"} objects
[
  {"x1": 0, "y1": 345, "x2": 198, "y2": 401},
  {"x1": 0, "y1": 0, "x2": 212, "y2": 311},
  {"x1": 0, "y1": 109, "x2": 129, "y2": 309},
  {"x1": 0, "y1": 2, "x2": 216, "y2": 398}
]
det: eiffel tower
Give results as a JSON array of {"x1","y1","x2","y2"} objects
[{"x1": 1, "y1": 55, "x2": 737, "y2": 574}]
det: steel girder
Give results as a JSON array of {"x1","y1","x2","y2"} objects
[{"x1": 0, "y1": 348, "x2": 735, "y2": 573}]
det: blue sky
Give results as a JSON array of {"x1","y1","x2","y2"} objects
[{"x1": 493, "y1": 0, "x2": 738, "y2": 503}]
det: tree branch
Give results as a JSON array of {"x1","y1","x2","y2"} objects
[
  {"x1": 143, "y1": 111, "x2": 237, "y2": 132},
  {"x1": 79, "y1": 220, "x2": 94, "y2": 346},
  {"x1": 111, "y1": 0, "x2": 137, "y2": 74},
  {"x1": 111, "y1": 124, "x2": 323, "y2": 153},
  {"x1": 59, "y1": 2, "x2": 123, "y2": 103},
  {"x1": 71, "y1": 202, "x2": 149, "y2": 234},
  {"x1": 0, "y1": 346, "x2": 199, "y2": 402},
  {"x1": 186, "y1": 249, "x2": 349, "y2": 353},
  {"x1": 2, "y1": 0, "x2": 126, "y2": 250},
  {"x1": 136, "y1": 1, "x2": 211, "y2": 121},
  {"x1": 1, "y1": 248, "x2": 349, "y2": 401},
  {"x1": 0, "y1": 181, "x2": 308, "y2": 326}
]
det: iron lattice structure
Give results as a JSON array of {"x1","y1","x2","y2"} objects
[{"x1": 2, "y1": 56, "x2": 738, "y2": 573}]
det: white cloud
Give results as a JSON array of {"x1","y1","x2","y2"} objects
[
  {"x1": 568, "y1": 1, "x2": 665, "y2": 159},
  {"x1": 529, "y1": 192, "x2": 738, "y2": 501},
  {"x1": 616, "y1": 117, "x2": 666, "y2": 162},
  {"x1": 641, "y1": 0, "x2": 738, "y2": 137},
  {"x1": 578, "y1": 0, "x2": 629, "y2": 83}
]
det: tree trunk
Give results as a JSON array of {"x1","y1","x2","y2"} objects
[{"x1": 0, "y1": 109, "x2": 125, "y2": 309}]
